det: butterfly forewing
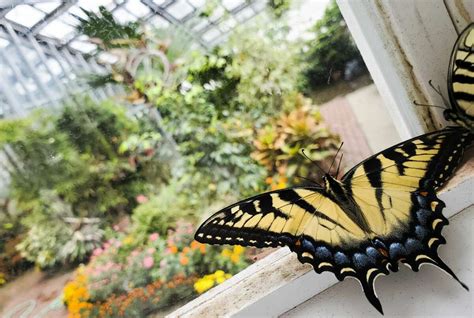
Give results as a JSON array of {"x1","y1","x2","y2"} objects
[{"x1": 195, "y1": 187, "x2": 367, "y2": 249}]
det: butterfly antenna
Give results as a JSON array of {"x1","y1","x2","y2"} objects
[
  {"x1": 301, "y1": 149, "x2": 326, "y2": 175},
  {"x1": 428, "y1": 80, "x2": 450, "y2": 106},
  {"x1": 335, "y1": 153, "x2": 344, "y2": 178},
  {"x1": 295, "y1": 175, "x2": 321, "y2": 187},
  {"x1": 413, "y1": 100, "x2": 447, "y2": 110},
  {"x1": 328, "y1": 142, "x2": 344, "y2": 175}
]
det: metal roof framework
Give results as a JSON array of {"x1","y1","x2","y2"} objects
[{"x1": 0, "y1": 0, "x2": 267, "y2": 117}]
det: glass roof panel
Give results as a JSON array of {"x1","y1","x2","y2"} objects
[
  {"x1": 76, "y1": 0, "x2": 114, "y2": 12},
  {"x1": 148, "y1": 15, "x2": 171, "y2": 28},
  {"x1": 124, "y1": 0, "x2": 151, "y2": 17},
  {"x1": 202, "y1": 28, "x2": 221, "y2": 42},
  {"x1": 167, "y1": 0, "x2": 195, "y2": 20},
  {"x1": 39, "y1": 20, "x2": 76, "y2": 41},
  {"x1": 222, "y1": 0, "x2": 244, "y2": 11},
  {"x1": 5, "y1": 5, "x2": 45, "y2": 28},
  {"x1": 188, "y1": 0, "x2": 205, "y2": 7},
  {"x1": 209, "y1": 6, "x2": 225, "y2": 22},
  {"x1": 33, "y1": 1, "x2": 62, "y2": 14},
  {"x1": 152, "y1": 0, "x2": 167, "y2": 6},
  {"x1": 235, "y1": 7, "x2": 255, "y2": 22},
  {"x1": 113, "y1": 7, "x2": 137, "y2": 23},
  {"x1": 0, "y1": 38, "x2": 9, "y2": 48},
  {"x1": 69, "y1": 40, "x2": 98, "y2": 54}
]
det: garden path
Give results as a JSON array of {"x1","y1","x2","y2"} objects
[
  {"x1": 319, "y1": 83, "x2": 399, "y2": 170},
  {"x1": 0, "y1": 269, "x2": 71, "y2": 317}
]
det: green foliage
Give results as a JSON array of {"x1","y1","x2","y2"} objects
[
  {"x1": 268, "y1": 0, "x2": 292, "y2": 18},
  {"x1": 76, "y1": 6, "x2": 141, "y2": 49},
  {"x1": 0, "y1": 99, "x2": 171, "y2": 268},
  {"x1": 300, "y1": 0, "x2": 364, "y2": 90},
  {"x1": 131, "y1": 181, "x2": 199, "y2": 239},
  {"x1": 16, "y1": 191, "x2": 103, "y2": 268},
  {"x1": 252, "y1": 93, "x2": 339, "y2": 186}
]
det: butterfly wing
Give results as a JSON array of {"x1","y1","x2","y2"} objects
[
  {"x1": 195, "y1": 187, "x2": 367, "y2": 249},
  {"x1": 446, "y1": 22, "x2": 474, "y2": 127},
  {"x1": 340, "y1": 127, "x2": 472, "y2": 310}
]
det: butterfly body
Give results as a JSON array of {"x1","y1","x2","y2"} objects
[
  {"x1": 445, "y1": 22, "x2": 474, "y2": 129},
  {"x1": 195, "y1": 127, "x2": 472, "y2": 314}
]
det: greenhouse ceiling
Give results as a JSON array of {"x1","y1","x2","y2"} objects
[
  {"x1": 0, "y1": 0, "x2": 266, "y2": 57},
  {"x1": 0, "y1": 0, "x2": 267, "y2": 117}
]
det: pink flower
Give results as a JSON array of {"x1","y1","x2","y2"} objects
[
  {"x1": 147, "y1": 247, "x2": 156, "y2": 254},
  {"x1": 113, "y1": 225, "x2": 120, "y2": 231},
  {"x1": 136, "y1": 195, "x2": 149, "y2": 204},
  {"x1": 103, "y1": 242, "x2": 111, "y2": 250},
  {"x1": 160, "y1": 259, "x2": 167, "y2": 268},
  {"x1": 93, "y1": 248, "x2": 103, "y2": 256},
  {"x1": 131, "y1": 250, "x2": 140, "y2": 257},
  {"x1": 143, "y1": 256, "x2": 154, "y2": 269},
  {"x1": 149, "y1": 233, "x2": 159, "y2": 242}
]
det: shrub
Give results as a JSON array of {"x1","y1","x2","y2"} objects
[
  {"x1": 252, "y1": 93, "x2": 340, "y2": 185},
  {"x1": 300, "y1": 0, "x2": 365, "y2": 91}
]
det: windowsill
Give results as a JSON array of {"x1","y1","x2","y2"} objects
[{"x1": 168, "y1": 152, "x2": 474, "y2": 317}]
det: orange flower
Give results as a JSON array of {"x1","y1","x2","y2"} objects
[
  {"x1": 190, "y1": 240, "x2": 200, "y2": 250},
  {"x1": 199, "y1": 244, "x2": 206, "y2": 254},
  {"x1": 265, "y1": 176, "x2": 273, "y2": 185},
  {"x1": 183, "y1": 246, "x2": 190, "y2": 254},
  {"x1": 168, "y1": 246, "x2": 178, "y2": 254},
  {"x1": 179, "y1": 255, "x2": 189, "y2": 266}
]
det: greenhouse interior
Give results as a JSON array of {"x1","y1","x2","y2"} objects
[{"x1": 2, "y1": 0, "x2": 471, "y2": 317}]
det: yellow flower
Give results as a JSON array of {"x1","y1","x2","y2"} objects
[
  {"x1": 214, "y1": 270, "x2": 225, "y2": 277},
  {"x1": 233, "y1": 245, "x2": 245, "y2": 255},
  {"x1": 122, "y1": 235, "x2": 134, "y2": 245},
  {"x1": 194, "y1": 277, "x2": 215, "y2": 294},
  {"x1": 230, "y1": 253, "x2": 240, "y2": 264},
  {"x1": 221, "y1": 248, "x2": 232, "y2": 258}
]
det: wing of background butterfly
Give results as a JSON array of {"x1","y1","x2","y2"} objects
[{"x1": 446, "y1": 22, "x2": 474, "y2": 126}]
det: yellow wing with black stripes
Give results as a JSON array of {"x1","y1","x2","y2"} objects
[
  {"x1": 446, "y1": 22, "x2": 474, "y2": 128},
  {"x1": 195, "y1": 127, "x2": 472, "y2": 314}
]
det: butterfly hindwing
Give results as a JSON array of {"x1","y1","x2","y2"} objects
[{"x1": 446, "y1": 22, "x2": 474, "y2": 128}]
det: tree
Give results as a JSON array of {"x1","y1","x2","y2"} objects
[{"x1": 301, "y1": 0, "x2": 364, "y2": 90}]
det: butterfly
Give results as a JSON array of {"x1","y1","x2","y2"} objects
[
  {"x1": 444, "y1": 22, "x2": 474, "y2": 129},
  {"x1": 195, "y1": 126, "x2": 473, "y2": 314}
]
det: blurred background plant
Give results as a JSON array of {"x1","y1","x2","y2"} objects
[{"x1": 299, "y1": 0, "x2": 366, "y2": 93}]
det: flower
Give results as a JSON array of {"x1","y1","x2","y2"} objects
[
  {"x1": 179, "y1": 255, "x2": 189, "y2": 266},
  {"x1": 194, "y1": 276, "x2": 215, "y2": 294},
  {"x1": 149, "y1": 232, "x2": 159, "y2": 242},
  {"x1": 233, "y1": 245, "x2": 245, "y2": 255},
  {"x1": 230, "y1": 253, "x2": 240, "y2": 264},
  {"x1": 221, "y1": 248, "x2": 232, "y2": 258},
  {"x1": 143, "y1": 256, "x2": 154, "y2": 269},
  {"x1": 167, "y1": 246, "x2": 178, "y2": 254},
  {"x1": 122, "y1": 235, "x2": 134, "y2": 245},
  {"x1": 160, "y1": 259, "x2": 167, "y2": 268},
  {"x1": 136, "y1": 194, "x2": 149, "y2": 204},
  {"x1": 92, "y1": 248, "x2": 103, "y2": 256},
  {"x1": 147, "y1": 247, "x2": 156, "y2": 254}
]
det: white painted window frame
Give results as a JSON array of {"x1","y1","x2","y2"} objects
[{"x1": 169, "y1": 1, "x2": 473, "y2": 317}]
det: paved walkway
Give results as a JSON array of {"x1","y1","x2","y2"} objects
[{"x1": 319, "y1": 84, "x2": 400, "y2": 171}]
